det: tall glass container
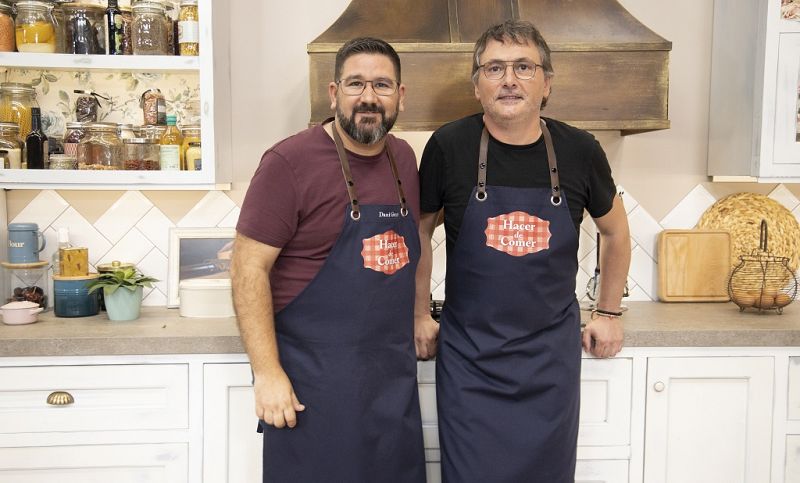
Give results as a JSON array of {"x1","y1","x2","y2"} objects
[
  {"x1": 0, "y1": 122, "x2": 23, "y2": 169},
  {"x1": 131, "y1": 2, "x2": 170, "y2": 55},
  {"x1": 77, "y1": 122, "x2": 123, "y2": 170},
  {"x1": 0, "y1": 0, "x2": 15, "y2": 52},
  {"x1": 177, "y1": 0, "x2": 198, "y2": 56},
  {"x1": 62, "y1": 3, "x2": 105, "y2": 54},
  {"x1": 14, "y1": 1, "x2": 57, "y2": 53},
  {"x1": 0, "y1": 83, "x2": 37, "y2": 139}
]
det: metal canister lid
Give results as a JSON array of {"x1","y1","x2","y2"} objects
[{"x1": 96, "y1": 260, "x2": 135, "y2": 272}]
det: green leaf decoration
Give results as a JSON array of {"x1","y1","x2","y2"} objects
[
  {"x1": 44, "y1": 73, "x2": 57, "y2": 82},
  {"x1": 59, "y1": 90, "x2": 69, "y2": 103},
  {"x1": 86, "y1": 268, "x2": 160, "y2": 295}
]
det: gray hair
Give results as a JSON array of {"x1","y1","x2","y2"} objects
[{"x1": 471, "y1": 19, "x2": 555, "y2": 85}]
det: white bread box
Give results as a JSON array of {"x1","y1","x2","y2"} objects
[{"x1": 179, "y1": 278, "x2": 235, "y2": 317}]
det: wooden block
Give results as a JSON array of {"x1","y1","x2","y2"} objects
[
  {"x1": 657, "y1": 230, "x2": 731, "y2": 302},
  {"x1": 60, "y1": 247, "x2": 89, "y2": 277}
]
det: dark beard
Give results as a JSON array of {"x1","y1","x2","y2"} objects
[{"x1": 336, "y1": 102, "x2": 397, "y2": 145}]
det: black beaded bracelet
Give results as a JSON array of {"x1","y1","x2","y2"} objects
[{"x1": 591, "y1": 308, "x2": 624, "y2": 319}]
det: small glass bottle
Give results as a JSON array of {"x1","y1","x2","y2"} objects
[
  {"x1": 51, "y1": 227, "x2": 72, "y2": 276},
  {"x1": 14, "y1": 0, "x2": 57, "y2": 53},
  {"x1": 0, "y1": 122, "x2": 23, "y2": 169},
  {"x1": 25, "y1": 107, "x2": 48, "y2": 170},
  {"x1": 178, "y1": 0, "x2": 198, "y2": 56},
  {"x1": 159, "y1": 114, "x2": 182, "y2": 171},
  {"x1": 105, "y1": 0, "x2": 122, "y2": 54}
]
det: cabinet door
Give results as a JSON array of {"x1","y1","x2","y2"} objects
[
  {"x1": 579, "y1": 358, "x2": 632, "y2": 446},
  {"x1": 644, "y1": 357, "x2": 774, "y2": 483},
  {"x1": 575, "y1": 460, "x2": 629, "y2": 483},
  {"x1": 787, "y1": 435, "x2": 800, "y2": 483},
  {"x1": 790, "y1": 357, "x2": 800, "y2": 421},
  {"x1": 0, "y1": 443, "x2": 187, "y2": 483},
  {"x1": 203, "y1": 363, "x2": 261, "y2": 483},
  {"x1": 769, "y1": 33, "x2": 800, "y2": 177}
]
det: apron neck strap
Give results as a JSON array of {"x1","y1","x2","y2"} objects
[
  {"x1": 331, "y1": 121, "x2": 409, "y2": 220},
  {"x1": 477, "y1": 119, "x2": 562, "y2": 206}
]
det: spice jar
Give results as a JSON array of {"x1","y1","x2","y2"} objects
[
  {"x1": 178, "y1": 0, "x2": 198, "y2": 56},
  {"x1": 62, "y1": 2, "x2": 105, "y2": 54},
  {"x1": 62, "y1": 122, "x2": 86, "y2": 157},
  {"x1": 0, "y1": 122, "x2": 23, "y2": 169},
  {"x1": 131, "y1": 1, "x2": 170, "y2": 55},
  {"x1": 77, "y1": 122, "x2": 122, "y2": 170},
  {"x1": 48, "y1": 153, "x2": 77, "y2": 170},
  {"x1": 0, "y1": 1, "x2": 15, "y2": 52},
  {"x1": 185, "y1": 141, "x2": 201, "y2": 170},
  {"x1": 140, "y1": 88, "x2": 166, "y2": 125},
  {"x1": 123, "y1": 137, "x2": 160, "y2": 170},
  {"x1": 180, "y1": 123, "x2": 199, "y2": 168},
  {"x1": 14, "y1": 1, "x2": 57, "y2": 53},
  {"x1": 117, "y1": 123, "x2": 135, "y2": 140},
  {"x1": 0, "y1": 83, "x2": 37, "y2": 139}
]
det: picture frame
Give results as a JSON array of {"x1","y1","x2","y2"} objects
[
  {"x1": 772, "y1": 33, "x2": 800, "y2": 174},
  {"x1": 167, "y1": 227, "x2": 236, "y2": 308}
]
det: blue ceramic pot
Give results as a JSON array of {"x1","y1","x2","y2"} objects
[{"x1": 54, "y1": 277, "x2": 99, "y2": 318}]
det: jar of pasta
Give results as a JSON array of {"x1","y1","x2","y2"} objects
[
  {"x1": 14, "y1": 1, "x2": 57, "y2": 53},
  {"x1": 0, "y1": 83, "x2": 38, "y2": 139},
  {"x1": 0, "y1": 1, "x2": 15, "y2": 52},
  {"x1": 77, "y1": 122, "x2": 123, "y2": 170},
  {"x1": 0, "y1": 122, "x2": 23, "y2": 169}
]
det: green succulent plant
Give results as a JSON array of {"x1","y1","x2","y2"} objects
[{"x1": 86, "y1": 268, "x2": 159, "y2": 296}]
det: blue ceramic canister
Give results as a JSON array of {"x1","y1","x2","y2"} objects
[{"x1": 53, "y1": 274, "x2": 100, "y2": 317}]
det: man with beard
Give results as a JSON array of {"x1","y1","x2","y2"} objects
[{"x1": 232, "y1": 37, "x2": 426, "y2": 482}]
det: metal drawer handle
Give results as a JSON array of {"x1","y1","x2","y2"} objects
[
  {"x1": 653, "y1": 381, "x2": 666, "y2": 392},
  {"x1": 47, "y1": 391, "x2": 75, "y2": 406}
]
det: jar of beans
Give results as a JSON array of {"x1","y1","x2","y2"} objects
[
  {"x1": 123, "y1": 137, "x2": 160, "y2": 170},
  {"x1": 0, "y1": 1, "x2": 15, "y2": 52},
  {"x1": 77, "y1": 122, "x2": 122, "y2": 170}
]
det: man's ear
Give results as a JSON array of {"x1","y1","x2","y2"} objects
[{"x1": 329, "y1": 82, "x2": 338, "y2": 110}]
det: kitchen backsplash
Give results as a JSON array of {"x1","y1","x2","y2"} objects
[{"x1": 8, "y1": 183, "x2": 800, "y2": 306}]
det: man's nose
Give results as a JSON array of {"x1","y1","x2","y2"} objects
[{"x1": 360, "y1": 81, "x2": 379, "y2": 100}]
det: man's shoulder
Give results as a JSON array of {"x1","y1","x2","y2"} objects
[
  {"x1": 430, "y1": 113, "x2": 483, "y2": 148},
  {"x1": 267, "y1": 124, "x2": 325, "y2": 163},
  {"x1": 543, "y1": 117, "x2": 596, "y2": 148}
]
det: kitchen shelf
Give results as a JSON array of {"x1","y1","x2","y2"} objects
[
  {"x1": 0, "y1": 168, "x2": 230, "y2": 190},
  {"x1": 0, "y1": 52, "x2": 200, "y2": 73}
]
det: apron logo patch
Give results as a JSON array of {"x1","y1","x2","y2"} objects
[
  {"x1": 485, "y1": 211, "x2": 551, "y2": 256},
  {"x1": 361, "y1": 230, "x2": 410, "y2": 275}
]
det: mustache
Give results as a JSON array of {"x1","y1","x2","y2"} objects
[{"x1": 353, "y1": 103, "x2": 385, "y2": 115}]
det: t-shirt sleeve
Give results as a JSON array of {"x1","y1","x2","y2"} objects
[
  {"x1": 418, "y1": 134, "x2": 445, "y2": 214},
  {"x1": 236, "y1": 149, "x2": 299, "y2": 248},
  {"x1": 586, "y1": 139, "x2": 617, "y2": 219}
]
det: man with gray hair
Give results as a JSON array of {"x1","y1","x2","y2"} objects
[{"x1": 415, "y1": 20, "x2": 631, "y2": 482}]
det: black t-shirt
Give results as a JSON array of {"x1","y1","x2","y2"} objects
[{"x1": 419, "y1": 114, "x2": 617, "y2": 254}]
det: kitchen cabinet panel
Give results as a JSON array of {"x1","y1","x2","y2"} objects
[
  {"x1": 575, "y1": 459, "x2": 628, "y2": 483},
  {"x1": 790, "y1": 357, "x2": 800, "y2": 421},
  {"x1": 643, "y1": 357, "x2": 774, "y2": 483},
  {"x1": 787, "y1": 435, "x2": 800, "y2": 483},
  {"x1": 0, "y1": 363, "x2": 188, "y2": 434},
  {"x1": 0, "y1": 443, "x2": 188, "y2": 483},
  {"x1": 578, "y1": 358, "x2": 632, "y2": 447}
]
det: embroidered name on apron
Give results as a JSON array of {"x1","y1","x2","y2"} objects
[
  {"x1": 361, "y1": 229, "x2": 410, "y2": 274},
  {"x1": 484, "y1": 211, "x2": 551, "y2": 256}
]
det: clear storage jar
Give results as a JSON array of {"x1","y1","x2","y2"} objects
[
  {"x1": 117, "y1": 123, "x2": 136, "y2": 140},
  {"x1": 0, "y1": 0, "x2": 15, "y2": 52},
  {"x1": 0, "y1": 122, "x2": 23, "y2": 169},
  {"x1": 77, "y1": 122, "x2": 123, "y2": 170},
  {"x1": 180, "y1": 123, "x2": 199, "y2": 169},
  {"x1": 131, "y1": 2, "x2": 170, "y2": 55},
  {"x1": 0, "y1": 83, "x2": 37, "y2": 139},
  {"x1": 49, "y1": 153, "x2": 77, "y2": 169},
  {"x1": 14, "y1": 1, "x2": 57, "y2": 53},
  {"x1": 62, "y1": 3, "x2": 105, "y2": 54},
  {"x1": 62, "y1": 122, "x2": 86, "y2": 157},
  {"x1": 123, "y1": 137, "x2": 160, "y2": 170},
  {"x1": 2, "y1": 261, "x2": 49, "y2": 309}
]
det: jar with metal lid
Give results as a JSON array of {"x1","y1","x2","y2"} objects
[
  {"x1": 0, "y1": 0, "x2": 15, "y2": 52},
  {"x1": 118, "y1": 6, "x2": 133, "y2": 54},
  {"x1": 180, "y1": 123, "x2": 199, "y2": 168},
  {"x1": 77, "y1": 122, "x2": 123, "y2": 170},
  {"x1": 2, "y1": 261, "x2": 49, "y2": 309},
  {"x1": 0, "y1": 122, "x2": 23, "y2": 169},
  {"x1": 62, "y1": 121, "x2": 86, "y2": 157},
  {"x1": 117, "y1": 123, "x2": 136, "y2": 140},
  {"x1": 48, "y1": 153, "x2": 77, "y2": 170},
  {"x1": 137, "y1": 124, "x2": 166, "y2": 140},
  {"x1": 62, "y1": 2, "x2": 105, "y2": 54},
  {"x1": 131, "y1": 1, "x2": 170, "y2": 55},
  {"x1": 14, "y1": 1, "x2": 57, "y2": 53},
  {"x1": 177, "y1": 0, "x2": 198, "y2": 56},
  {"x1": 0, "y1": 83, "x2": 38, "y2": 139},
  {"x1": 123, "y1": 137, "x2": 160, "y2": 170}
]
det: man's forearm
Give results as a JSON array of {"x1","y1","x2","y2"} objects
[
  {"x1": 597, "y1": 232, "x2": 631, "y2": 311},
  {"x1": 232, "y1": 260, "x2": 281, "y2": 376}
]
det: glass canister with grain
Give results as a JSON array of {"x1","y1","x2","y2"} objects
[
  {"x1": 77, "y1": 122, "x2": 123, "y2": 170},
  {"x1": 0, "y1": 0, "x2": 15, "y2": 52}
]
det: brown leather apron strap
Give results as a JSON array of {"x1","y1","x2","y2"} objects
[
  {"x1": 385, "y1": 145, "x2": 409, "y2": 217},
  {"x1": 477, "y1": 119, "x2": 561, "y2": 206}
]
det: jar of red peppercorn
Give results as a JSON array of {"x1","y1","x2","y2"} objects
[
  {"x1": 62, "y1": 122, "x2": 86, "y2": 157},
  {"x1": 123, "y1": 137, "x2": 160, "y2": 170}
]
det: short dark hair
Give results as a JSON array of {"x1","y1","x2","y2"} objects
[
  {"x1": 472, "y1": 19, "x2": 554, "y2": 84},
  {"x1": 334, "y1": 37, "x2": 402, "y2": 83}
]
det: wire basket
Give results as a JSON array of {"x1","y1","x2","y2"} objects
[{"x1": 728, "y1": 220, "x2": 798, "y2": 314}]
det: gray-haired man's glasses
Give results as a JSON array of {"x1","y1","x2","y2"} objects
[
  {"x1": 478, "y1": 61, "x2": 542, "y2": 80},
  {"x1": 336, "y1": 78, "x2": 398, "y2": 96}
]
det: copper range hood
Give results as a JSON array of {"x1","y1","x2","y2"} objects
[{"x1": 308, "y1": 0, "x2": 671, "y2": 135}]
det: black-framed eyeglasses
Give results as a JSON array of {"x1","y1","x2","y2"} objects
[
  {"x1": 336, "y1": 78, "x2": 398, "y2": 96},
  {"x1": 478, "y1": 61, "x2": 542, "y2": 80}
]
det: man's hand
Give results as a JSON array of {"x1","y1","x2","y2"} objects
[
  {"x1": 582, "y1": 316, "x2": 623, "y2": 358},
  {"x1": 254, "y1": 368, "x2": 306, "y2": 429},
  {"x1": 415, "y1": 314, "x2": 439, "y2": 360}
]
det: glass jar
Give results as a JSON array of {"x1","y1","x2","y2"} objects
[
  {"x1": 14, "y1": 1, "x2": 57, "y2": 53},
  {"x1": 131, "y1": 2, "x2": 170, "y2": 55},
  {"x1": 62, "y1": 3, "x2": 105, "y2": 54},
  {"x1": 180, "y1": 123, "x2": 199, "y2": 169},
  {"x1": 49, "y1": 153, "x2": 77, "y2": 169},
  {"x1": 77, "y1": 122, "x2": 122, "y2": 170},
  {"x1": 137, "y1": 124, "x2": 166, "y2": 140},
  {"x1": 119, "y1": 6, "x2": 132, "y2": 54},
  {"x1": 140, "y1": 88, "x2": 166, "y2": 125},
  {"x1": 63, "y1": 122, "x2": 86, "y2": 157},
  {"x1": 123, "y1": 137, "x2": 160, "y2": 170},
  {"x1": 74, "y1": 90, "x2": 100, "y2": 122},
  {"x1": 117, "y1": 123, "x2": 136, "y2": 140},
  {"x1": 0, "y1": 122, "x2": 23, "y2": 169},
  {"x1": 0, "y1": 83, "x2": 37, "y2": 139},
  {"x1": 177, "y1": 0, "x2": 197, "y2": 56},
  {"x1": 185, "y1": 141, "x2": 201, "y2": 170},
  {"x1": 0, "y1": 1, "x2": 15, "y2": 52},
  {"x1": 2, "y1": 261, "x2": 49, "y2": 309}
]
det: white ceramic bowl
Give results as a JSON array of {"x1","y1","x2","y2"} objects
[{"x1": 1, "y1": 301, "x2": 44, "y2": 325}]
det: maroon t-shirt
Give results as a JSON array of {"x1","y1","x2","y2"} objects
[{"x1": 237, "y1": 123, "x2": 421, "y2": 312}]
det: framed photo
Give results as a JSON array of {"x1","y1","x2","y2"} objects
[
  {"x1": 772, "y1": 33, "x2": 800, "y2": 176},
  {"x1": 167, "y1": 227, "x2": 236, "y2": 308}
]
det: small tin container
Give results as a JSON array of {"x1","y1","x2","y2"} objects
[{"x1": 53, "y1": 273, "x2": 99, "y2": 317}]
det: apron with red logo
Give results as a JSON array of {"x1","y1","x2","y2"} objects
[
  {"x1": 437, "y1": 120, "x2": 582, "y2": 483},
  {"x1": 258, "y1": 125, "x2": 426, "y2": 483}
]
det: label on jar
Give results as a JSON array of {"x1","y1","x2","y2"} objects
[
  {"x1": 64, "y1": 142, "x2": 79, "y2": 157},
  {"x1": 186, "y1": 146, "x2": 201, "y2": 170},
  {"x1": 178, "y1": 20, "x2": 199, "y2": 43},
  {"x1": 160, "y1": 145, "x2": 181, "y2": 171}
]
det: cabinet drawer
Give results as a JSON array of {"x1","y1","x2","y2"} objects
[
  {"x1": 0, "y1": 443, "x2": 188, "y2": 483},
  {"x1": 790, "y1": 357, "x2": 800, "y2": 421},
  {"x1": 0, "y1": 364, "x2": 188, "y2": 433},
  {"x1": 578, "y1": 358, "x2": 632, "y2": 446},
  {"x1": 575, "y1": 459, "x2": 629, "y2": 483}
]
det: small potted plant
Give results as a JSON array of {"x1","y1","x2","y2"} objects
[{"x1": 86, "y1": 266, "x2": 158, "y2": 321}]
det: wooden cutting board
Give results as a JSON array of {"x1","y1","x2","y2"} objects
[{"x1": 657, "y1": 229, "x2": 732, "y2": 302}]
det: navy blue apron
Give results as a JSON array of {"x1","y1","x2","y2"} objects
[
  {"x1": 437, "y1": 120, "x2": 582, "y2": 483},
  {"x1": 258, "y1": 125, "x2": 426, "y2": 483}
]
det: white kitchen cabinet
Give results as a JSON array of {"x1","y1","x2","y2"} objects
[
  {"x1": 787, "y1": 435, "x2": 800, "y2": 483},
  {"x1": 575, "y1": 460, "x2": 629, "y2": 483},
  {"x1": 0, "y1": 0, "x2": 231, "y2": 190},
  {"x1": 643, "y1": 356, "x2": 774, "y2": 483},
  {"x1": 203, "y1": 362, "x2": 262, "y2": 483},
  {"x1": 790, "y1": 357, "x2": 800, "y2": 420},
  {"x1": 708, "y1": 0, "x2": 800, "y2": 181}
]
